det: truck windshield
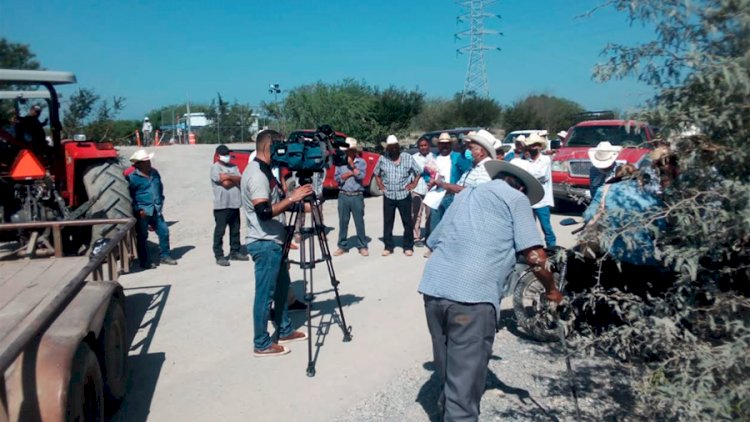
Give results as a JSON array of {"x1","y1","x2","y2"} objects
[{"x1": 566, "y1": 125, "x2": 647, "y2": 147}]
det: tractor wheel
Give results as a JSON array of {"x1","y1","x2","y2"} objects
[
  {"x1": 82, "y1": 161, "x2": 133, "y2": 240},
  {"x1": 66, "y1": 342, "x2": 105, "y2": 422},
  {"x1": 98, "y1": 298, "x2": 128, "y2": 409}
]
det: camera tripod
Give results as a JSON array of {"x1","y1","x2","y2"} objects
[{"x1": 278, "y1": 188, "x2": 352, "y2": 377}]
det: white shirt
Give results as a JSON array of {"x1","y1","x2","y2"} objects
[
  {"x1": 142, "y1": 121, "x2": 152, "y2": 132},
  {"x1": 527, "y1": 155, "x2": 554, "y2": 208},
  {"x1": 457, "y1": 157, "x2": 492, "y2": 188},
  {"x1": 435, "y1": 154, "x2": 452, "y2": 183},
  {"x1": 412, "y1": 152, "x2": 431, "y2": 196}
]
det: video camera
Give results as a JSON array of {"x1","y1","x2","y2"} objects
[{"x1": 271, "y1": 124, "x2": 348, "y2": 173}]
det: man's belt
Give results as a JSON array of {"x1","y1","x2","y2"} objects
[{"x1": 340, "y1": 191, "x2": 363, "y2": 196}]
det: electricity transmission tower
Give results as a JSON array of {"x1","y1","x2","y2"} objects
[{"x1": 455, "y1": 0, "x2": 502, "y2": 100}]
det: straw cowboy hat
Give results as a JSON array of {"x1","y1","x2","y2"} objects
[
  {"x1": 522, "y1": 132, "x2": 548, "y2": 150},
  {"x1": 129, "y1": 149, "x2": 154, "y2": 163},
  {"x1": 514, "y1": 134, "x2": 527, "y2": 144},
  {"x1": 485, "y1": 159, "x2": 544, "y2": 205},
  {"x1": 464, "y1": 129, "x2": 498, "y2": 159},
  {"x1": 556, "y1": 130, "x2": 568, "y2": 139},
  {"x1": 438, "y1": 132, "x2": 452, "y2": 143},
  {"x1": 588, "y1": 141, "x2": 623, "y2": 169}
]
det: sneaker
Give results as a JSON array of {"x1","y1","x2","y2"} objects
[
  {"x1": 216, "y1": 257, "x2": 230, "y2": 267},
  {"x1": 359, "y1": 248, "x2": 369, "y2": 257},
  {"x1": 414, "y1": 240, "x2": 425, "y2": 248},
  {"x1": 288, "y1": 300, "x2": 308, "y2": 312},
  {"x1": 404, "y1": 250, "x2": 414, "y2": 257},
  {"x1": 278, "y1": 330, "x2": 308, "y2": 345},
  {"x1": 423, "y1": 250, "x2": 432, "y2": 258},
  {"x1": 160, "y1": 257, "x2": 178, "y2": 265},
  {"x1": 139, "y1": 262, "x2": 157, "y2": 270},
  {"x1": 381, "y1": 250, "x2": 392, "y2": 257},
  {"x1": 253, "y1": 344, "x2": 290, "y2": 358},
  {"x1": 333, "y1": 248, "x2": 348, "y2": 256},
  {"x1": 230, "y1": 253, "x2": 249, "y2": 261}
]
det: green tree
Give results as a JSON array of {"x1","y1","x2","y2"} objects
[
  {"x1": 412, "y1": 93, "x2": 502, "y2": 131},
  {"x1": 0, "y1": 38, "x2": 40, "y2": 71},
  {"x1": 62, "y1": 88, "x2": 125, "y2": 141},
  {"x1": 565, "y1": 1, "x2": 750, "y2": 420},
  {"x1": 503, "y1": 94, "x2": 584, "y2": 133}
]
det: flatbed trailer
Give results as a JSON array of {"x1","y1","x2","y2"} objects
[{"x1": 0, "y1": 218, "x2": 136, "y2": 422}]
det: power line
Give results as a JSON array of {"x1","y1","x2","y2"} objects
[{"x1": 455, "y1": 0, "x2": 502, "y2": 100}]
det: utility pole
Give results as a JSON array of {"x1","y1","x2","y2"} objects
[
  {"x1": 186, "y1": 97, "x2": 192, "y2": 144},
  {"x1": 455, "y1": 0, "x2": 502, "y2": 100},
  {"x1": 269, "y1": 83, "x2": 281, "y2": 131}
]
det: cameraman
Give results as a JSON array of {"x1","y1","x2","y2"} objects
[{"x1": 241, "y1": 129, "x2": 313, "y2": 357}]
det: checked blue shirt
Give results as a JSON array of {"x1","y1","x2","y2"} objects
[{"x1": 418, "y1": 179, "x2": 542, "y2": 318}]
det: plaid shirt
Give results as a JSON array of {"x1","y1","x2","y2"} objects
[{"x1": 374, "y1": 152, "x2": 421, "y2": 200}]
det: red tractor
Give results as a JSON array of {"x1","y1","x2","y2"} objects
[{"x1": 0, "y1": 69, "x2": 132, "y2": 255}]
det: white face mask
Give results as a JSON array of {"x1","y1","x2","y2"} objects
[{"x1": 219, "y1": 155, "x2": 231, "y2": 163}]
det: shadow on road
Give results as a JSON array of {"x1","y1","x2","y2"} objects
[{"x1": 111, "y1": 284, "x2": 170, "y2": 422}]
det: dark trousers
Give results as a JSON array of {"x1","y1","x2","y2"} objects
[
  {"x1": 213, "y1": 208, "x2": 241, "y2": 258},
  {"x1": 135, "y1": 212, "x2": 171, "y2": 266},
  {"x1": 383, "y1": 196, "x2": 414, "y2": 251},
  {"x1": 337, "y1": 193, "x2": 367, "y2": 250},
  {"x1": 424, "y1": 295, "x2": 496, "y2": 422}
]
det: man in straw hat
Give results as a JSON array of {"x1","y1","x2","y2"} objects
[
  {"x1": 374, "y1": 134, "x2": 422, "y2": 256},
  {"x1": 127, "y1": 149, "x2": 177, "y2": 269},
  {"x1": 523, "y1": 132, "x2": 557, "y2": 248},
  {"x1": 333, "y1": 137, "x2": 369, "y2": 256},
  {"x1": 419, "y1": 158, "x2": 562, "y2": 421},
  {"x1": 588, "y1": 141, "x2": 623, "y2": 198}
]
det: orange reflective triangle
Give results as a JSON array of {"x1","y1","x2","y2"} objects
[{"x1": 10, "y1": 150, "x2": 46, "y2": 180}]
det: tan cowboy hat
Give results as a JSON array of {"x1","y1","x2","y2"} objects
[
  {"x1": 588, "y1": 141, "x2": 623, "y2": 169},
  {"x1": 438, "y1": 132, "x2": 452, "y2": 143},
  {"x1": 463, "y1": 129, "x2": 497, "y2": 159},
  {"x1": 514, "y1": 134, "x2": 527, "y2": 144},
  {"x1": 556, "y1": 130, "x2": 568, "y2": 139},
  {"x1": 129, "y1": 149, "x2": 154, "y2": 162},
  {"x1": 522, "y1": 132, "x2": 548, "y2": 150},
  {"x1": 485, "y1": 159, "x2": 544, "y2": 205}
]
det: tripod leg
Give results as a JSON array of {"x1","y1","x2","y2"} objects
[{"x1": 310, "y1": 194, "x2": 352, "y2": 342}]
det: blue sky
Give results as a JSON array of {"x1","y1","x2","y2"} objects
[{"x1": 1, "y1": 0, "x2": 656, "y2": 120}]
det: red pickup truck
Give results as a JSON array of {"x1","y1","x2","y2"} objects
[
  {"x1": 551, "y1": 120, "x2": 656, "y2": 202},
  {"x1": 213, "y1": 130, "x2": 383, "y2": 196}
]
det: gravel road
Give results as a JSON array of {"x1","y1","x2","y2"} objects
[{"x1": 112, "y1": 144, "x2": 629, "y2": 422}]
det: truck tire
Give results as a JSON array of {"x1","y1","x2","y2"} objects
[
  {"x1": 66, "y1": 342, "x2": 104, "y2": 422},
  {"x1": 512, "y1": 271, "x2": 560, "y2": 342},
  {"x1": 368, "y1": 177, "x2": 383, "y2": 197},
  {"x1": 98, "y1": 298, "x2": 128, "y2": 408},
  {"x1": 82, "y1": 161, "x2": 133, "y2": 240}
]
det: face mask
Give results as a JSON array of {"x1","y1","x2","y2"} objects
[
  {"x1": 219, "y1": 155, "x2": 231, "y2": 163},
  {"x1": 529, "y1": 149, "x2": 540, "y2": 158},
  {"x1": 464, "y1": 149, "x2": 472, "y2": 160}
]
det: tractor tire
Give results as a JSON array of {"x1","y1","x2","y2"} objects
[
  {"x1": 66, "y1": 342, "x2": 105, "y2": 422},
  {"x1": 98, "y1": 298, "x2": 128, "y2": 409},
  {"x1": 512, "y1": 271, "x2": 562, "y2": 342},
  {"x1": 82, "y1": 161, "x2": 133, "y2": 240},
  {"x1": 368, "y1": 177, "x2": 383, "y2": 197}
]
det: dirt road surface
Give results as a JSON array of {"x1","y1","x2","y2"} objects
[{"x1": 113, "y1": 144, "x2": 602, "y2": 422}]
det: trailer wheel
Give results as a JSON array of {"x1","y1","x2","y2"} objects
[
  {"x1": 82, "y1": 161, "x2": 133, "y2": 241},
  {"x1": 98, "y1": 298, "x2": 128, "y2": 407},
  {"x1": 66, "y1": 342, "x2": 104, "y2": 422},
  {"x1": 368, "y1": 177, "x2": 383, "y2": 197}
]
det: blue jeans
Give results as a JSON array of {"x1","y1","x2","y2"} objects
[
  {"x1": 247, "y1": 240, "x2": 293, "y2": 350},
  {"x1": 428, "y1": 194, "x2": 455, "y2": 239},
  {"x1": 534, "y1": 206, "x2": 557, "y2": 248},
  {"x1": 135, "y1": 212, "x2": 171, "y2": 266}
]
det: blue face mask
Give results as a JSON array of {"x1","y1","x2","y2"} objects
[{"x1": 464, "y1": 149, "x2": 472, "y2": 160}]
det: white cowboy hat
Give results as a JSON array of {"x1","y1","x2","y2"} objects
[
  {"x1": 588, "y1": 141, "x2": 623, "y2": 169},
  {"x1": 438, "y1": 132, "x2": 452, "y2": 143},
  {"x1": 485, "y1": 159, "x2": 544, "y2": 205},
  {"x1": 129, "y1": 149, "x2": 154, "y2": 163},
  {"x1": 522, "y1": 132, "x2": 548, "y2": 150},
  {"x1": 514, "y1": 134, "x2": 527, "y2": 144},
  {"x1": 341, "y1": 137, "x2": 358, "y2": 151},
  {"x1": 463, "y1": 129, "x2": 497, "y2": 159},
  {"x1": 557, "y1": 130, "x2": 568, "y2": 139},
  {"x1": 385, "y1": 134, "x2": 399, "y2": 145}
]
